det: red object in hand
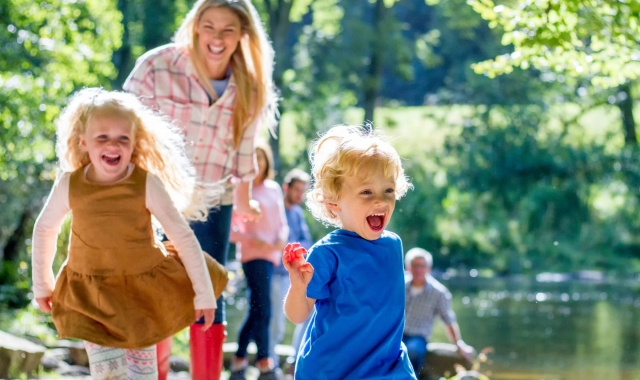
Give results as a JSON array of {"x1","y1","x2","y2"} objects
[{"x1": 284, "y1": 242, "x2": 306, "y2": 265}]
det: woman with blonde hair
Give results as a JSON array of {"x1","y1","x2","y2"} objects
[{"x1": 124, "y1": 0, "x2": 278, "y2": 378}]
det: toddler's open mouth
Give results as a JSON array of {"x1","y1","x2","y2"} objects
[{"x1": 366, "y1": 213, "x2": 385, "y2": 231}]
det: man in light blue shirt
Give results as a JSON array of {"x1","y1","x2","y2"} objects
[
  {"x1": 269, "y1": 169, "x2": 313, "y2": 366},
  {"x1": 404, "y1": 247, "x2": 473, "y2": 374}
]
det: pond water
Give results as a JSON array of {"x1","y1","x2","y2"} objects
[
  {"x1": 443, "y1": 277, "x2": 640, "y2": 380},
  {"x1": 225, "y1": 275, "x2": 640, "y2": 380}
]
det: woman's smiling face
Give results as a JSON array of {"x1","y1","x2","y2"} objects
[{"x1": 196, "y1": 6, "x2": 243, "y2": 78}]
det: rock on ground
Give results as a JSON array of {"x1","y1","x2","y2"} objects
[{"x1": 0, "y1": 330, "x2": 47, "y2": 378}]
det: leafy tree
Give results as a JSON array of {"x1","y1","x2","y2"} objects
[
  {"x1": 467, "y1": 0, "x2": 640, "y2": 144},
  {"x1": 0, "y1": 0, "x2": 121, "y2": 304},
  {"x1": 111, "y1": 0, "x2": 188, "y2": 88},
  {"x1": 254, "y1": 0, "x2": 419, "y2": 167},
  {"x1": 254, "y1": 0, "x2": 345, "y2": 170},
  {"x1": 359, "y1": 0, "x2": 416, "y2": 124}
]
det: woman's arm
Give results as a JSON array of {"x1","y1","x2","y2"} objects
[
  {"x1": 232, "y1": 117, "x2": 260, "y2": 184},
  {"x1": 122, "y1": 56, "x2": 158, "y2": 110},
  {"x1": 275, "y1": 186, "x2": 289, "y2": 251},
  {"x1": 234, "y1": 181, "x2": 261, "y2": 221},
  {"x1": 32, "y1": 174, "x2": 72, "y2": 311},
  {"x1": 230, "y1": 114, "x2": 262, "y2": 220}
]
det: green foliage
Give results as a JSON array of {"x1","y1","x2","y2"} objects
[
  {"x1": 276, "y1": 0, "x2": 417, "y2": 158},
  {"x1": 276, "y1": 1, "x2": 361, "y2": 170},
  {"x1": 468, "y1": 0, "x2": 640, "y2": 88},
  {"x1": 0, "y1": 279, "x2": 31, "y2": 309},
  {"x1": 377, "y1": 102, "x2": 640, "y2": 275},
  {"x1": 2, "y1": 0, "x2": 640, "y2": 316},
  {"x1": 439, "y1": 105, "x2": 594, "y2": 272},
  {"x1": 0, "y1": 0, "x2": 121, "y2": 287},
  {"x1": 0, "y1": 304, "x2": 58, "y2": 346}
]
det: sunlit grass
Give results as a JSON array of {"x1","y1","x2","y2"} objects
[{"x1": 280, "y1": 103, "x2": 625, "y2": 168}]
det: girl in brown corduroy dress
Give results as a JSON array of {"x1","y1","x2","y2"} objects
[{"x1": 32, "y1": 88, "x2": 226, "y2": 380}]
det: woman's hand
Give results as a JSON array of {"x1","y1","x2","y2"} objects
[
  {"x1": 283, "y1": 243, "x2": 313, "y2": 286},
  {"x1": 36, "y1": 297, "x2": 52, "y2": 313},
  {"x1": 235, "y1": 199, "x2": 262, "y2": 222},
  {"x1": 195, "y1": 308, "x2": 215, "y2": 331}
]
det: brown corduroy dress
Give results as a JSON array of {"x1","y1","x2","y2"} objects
[{"x1": 51, "y1": 165, "x2": 227, "y2": 349}]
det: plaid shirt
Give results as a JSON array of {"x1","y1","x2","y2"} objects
[
  {"x1": 123, "y1": 44, "x2": 258, "y2": 195},
  {"x1": 404, "y1": 276, "x2": 457, "y2": 340}
]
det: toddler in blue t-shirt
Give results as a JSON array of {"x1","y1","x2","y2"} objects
[{"x1": 283, "y1": 125, "x2": 417, "y2": 380}]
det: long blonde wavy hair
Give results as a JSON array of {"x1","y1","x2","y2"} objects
[
  {"x1": 56, "y1": 88, "x2": 222, "y2": 221},
  {"x1": 174, "y1": 0, "x2": 278, "y2": 149}
]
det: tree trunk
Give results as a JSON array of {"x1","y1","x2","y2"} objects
[
  {"x1": 266, "y1": 0, "x2": 294, "y2": 173},
  {"x1": 111, "y1": 0, "x2": 131, "y2": 89},
  {"x1": 142, "y1": 0, "x2": 175, "y2": 51},
  {"x1": 362, "y1": 0, "x2": 386, "y2": 127},
  {"x1": 618, "y1": 82, "x2": 637, "y2": 145}
]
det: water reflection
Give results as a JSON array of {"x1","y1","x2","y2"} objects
[{"x1": 442, "y1": 277, "x2": 640, "y2": 380}]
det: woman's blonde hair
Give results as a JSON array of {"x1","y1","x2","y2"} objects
[
  {"x1": 56, "y1": 88, "x2": 221, "y2": 221},
  {"x1": 255, "y1": 140, "x2": 275, "y2": 181},
  {"x1": 306, "y1": 125, "x2": 412, "y2": 227},
  {"x1": 174, "y1": 0, "x2": 277, "y2": 149}
]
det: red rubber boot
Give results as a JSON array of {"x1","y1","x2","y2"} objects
[
  {"x1": 157, "y1": 337, "x2": 172, "y2": 380},
  {"x1": 190, "y1": 323, "x2": 226, "y2": 380}
]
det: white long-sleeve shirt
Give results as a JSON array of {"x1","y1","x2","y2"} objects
[{"x1": 31, "y1": 165, "x2": 216, "y2": 310}]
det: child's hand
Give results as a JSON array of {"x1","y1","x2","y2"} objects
[
  {"x1": 196, "y1": 308, "x2": 215, "y2": 331},
  {"x1": 283, "y1": 243, "x2": 313, "y2": 286},
  {"x1": 36, "y1": 297, "x2": 52, "y2": 313},
  {"x1": 283, "y1": 242, "x2": 306, "y2": 265}
]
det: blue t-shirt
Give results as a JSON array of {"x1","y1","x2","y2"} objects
[{"x1": 295, "y1": 229, "x2": 416, "y2": 380}]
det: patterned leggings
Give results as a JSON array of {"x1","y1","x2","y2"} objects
[{"x1": 84, "y1": 341, "x2": 157, "y2": 380}]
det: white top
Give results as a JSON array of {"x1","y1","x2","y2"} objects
[
  {"x1": 31, "y1": 165, "x2": 217, "y2": 310},
  {"x1": 409, "y1": 285, "x2": 424, "y2": 297}
]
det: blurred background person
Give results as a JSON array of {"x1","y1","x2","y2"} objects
[
  {"x1": 403, "y1": 247, "x2": 473, "y2": 375},
  {"x1": 269, "y1": 169, "x2": 313, "y2": 368},
  {"x1": 229, "y1": 142, "x2": 288, "y2": 380}
]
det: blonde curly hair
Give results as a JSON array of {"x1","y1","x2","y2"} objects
[
  {"x1": 56, "y1": 88, "x2": 221, "y2": 221},
  {"x1": 306, "y1": 125, "x2": 412, "y2": 227}
]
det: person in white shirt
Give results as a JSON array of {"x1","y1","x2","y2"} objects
[{"x1": 403, "y1": 247, "x2": 473, "y2": 375}]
